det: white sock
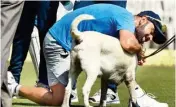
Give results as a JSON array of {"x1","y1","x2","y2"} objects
[{"x1": 14, "y1": 84, "x2": 22, "y2": 96}]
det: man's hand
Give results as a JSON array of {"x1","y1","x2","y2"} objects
[{"x1": 137, "y1": 48, "x2": 146, "y2": 66}]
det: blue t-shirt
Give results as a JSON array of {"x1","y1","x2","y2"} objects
[{"x1": 49, "y1": 4, "x2": 135, "y2": 51}]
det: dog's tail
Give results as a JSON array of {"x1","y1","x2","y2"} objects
[{"x1": 71, "y1": 14, "x2": 95, "y2": 41}]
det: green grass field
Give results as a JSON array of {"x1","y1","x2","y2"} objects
[{"x1": 12, "y1": 62, "x2": 175, "y2": 107}]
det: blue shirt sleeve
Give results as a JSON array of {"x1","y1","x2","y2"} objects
[{"x1": 113, "y1": 13, "x2": 135, "y2": 33}]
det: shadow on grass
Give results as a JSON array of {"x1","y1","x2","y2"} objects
[
  {"x1": 71, "y1": 105, "x2": 99, "y2": 107},
  {"x1": 13, "y1": 103, "x2": 98, "y2": 107},
  {"x1": 71, "y1": 105, "x2": 84, "y2": 107},
  {"x1": 13, "y1": 102, "x2": 39, "y2": 106}
]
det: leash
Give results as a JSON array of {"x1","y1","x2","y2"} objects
[{"x1": 143, "y1": 35, "x2": 175, "y2": 59}]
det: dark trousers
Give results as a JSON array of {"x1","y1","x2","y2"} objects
[
  {"x1": 74, "y1": 1, "x2": 127, "y2": 10},
  {"x1": 8, "y1": 1, "x2": 59, "y2": 86},
  {"x1": 8, "y1": 1, "x2": 39, "y2": 83},
  {"x1": 74, "y1": 0, "x2": 127, "y2": 93},
  {"x1": 1, "y1": 0, "x2": 24, "y2": 106},
  {"x1": 37, "y1": 1, "x2": 59, "y2": 85}
]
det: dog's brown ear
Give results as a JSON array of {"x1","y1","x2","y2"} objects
[
  {"x1": 71, "y1": 30, "x2": 77, "y2": 39},
  {"x1": 71, "y1": 31, "x2": 75, "y2": 37},
  {"x1": 71, "y1": 31, "x2": 82, "y2": 44}
]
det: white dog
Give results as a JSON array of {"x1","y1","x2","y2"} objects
[{"x1": 61, "y1": 14, "x2": 139, "y2": 107}]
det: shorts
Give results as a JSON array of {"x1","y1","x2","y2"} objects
[{"x1": 43, "y1": 33, "x2": 70, "y2": 87}]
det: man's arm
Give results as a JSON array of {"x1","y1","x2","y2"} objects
[{"x1": 119, "y1": 30, "x2": 142, "y2": 54}]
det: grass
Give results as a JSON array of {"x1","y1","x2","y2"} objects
[{"x1": 12, "y1": 62, "x2": 175, "y2": 107}]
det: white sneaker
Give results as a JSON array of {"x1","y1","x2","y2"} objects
[
  {"x1": 12, "y1": 96, "x2": 25, "y2": 99},
  {"x1": 7, "y1": 71, "x2": 21, "y2": 97},
  {"x1": 71, "y1": 89, "x2": 79, "y2": 103},
  {"x1": 129, "y1": 85, "x2": 168, "y2": 107},
  {"x1": 89, "y1": 89, "x2": 120, "y2": 104}
]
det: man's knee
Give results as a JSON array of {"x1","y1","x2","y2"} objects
[
  {"x1": 51, "y1": 99, "x2": 63, "y2": 106},
  {"x1": 50, "y1": 83, "x2": 65, "y2": 106}
]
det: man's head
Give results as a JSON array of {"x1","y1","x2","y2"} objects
[{"x1": 135, "y1": 11, "x2": 167, "y2": 44}]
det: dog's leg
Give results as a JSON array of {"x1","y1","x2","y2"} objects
[
  {"x1": 125, "y1": 69, "x2": 139, "y2": 107},
  {"x1": 76, "y1": 47, "x2": 100, "y2": 107},
  {"x1": 125, "y1": 80, "x2": 140, "y2": 107},
  {"x1": 81, "y1": 55, "x2": 100, "y2": 107},
  {"x1": 62, "y1": 72, "x2": 73, "y2": 107},
  {"x1": 99, "y1": 77, "x2": 108, "y2": 107},
  {"x1": 62, "y1": 52, "x2": 81, "y2": 107},
  {"x1": 83, "y1": 71, "x2": 98, "y2": 107}
]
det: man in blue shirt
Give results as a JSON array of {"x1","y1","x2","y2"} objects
[
  {"x1": 72, "y1": 1, "x2": 127, "y2": 103},
  {"x1": 49, "y1": 4, "x2": 135, "y2": 51},
  {"x1": 7, "y1": 4, "x2": 168, "y2": 107}
]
